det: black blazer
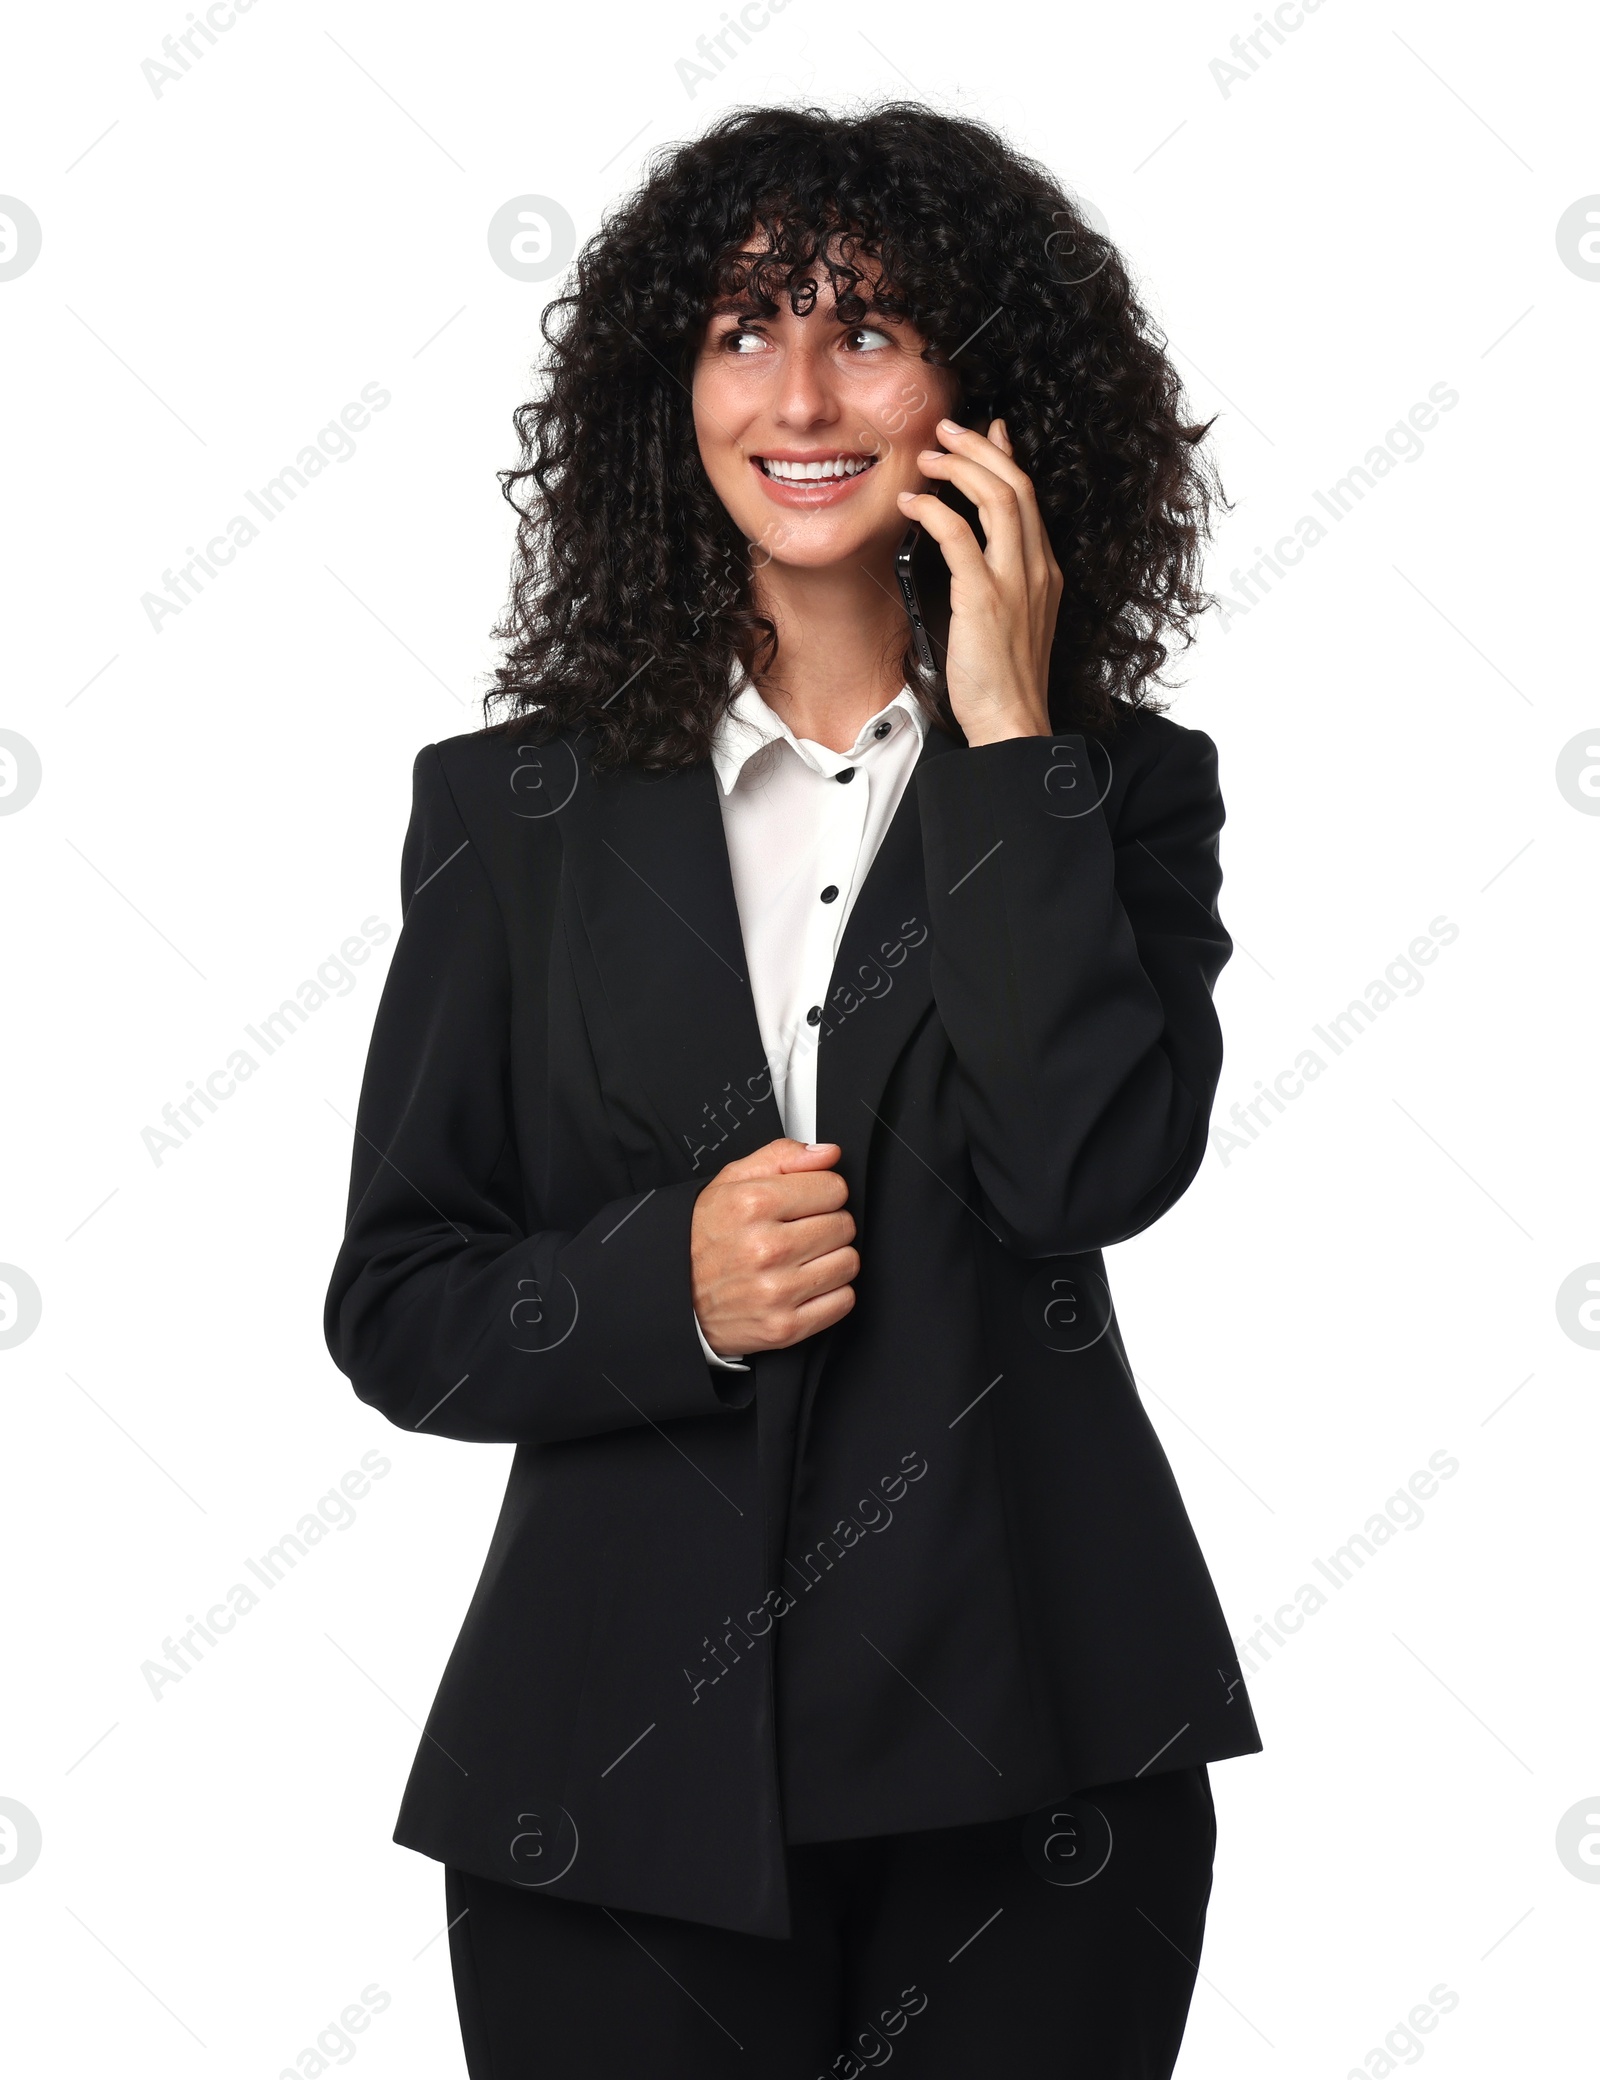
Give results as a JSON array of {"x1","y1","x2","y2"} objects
[{"x1": 324, "y1": 711, "x2": 1261, "y2": 1937}]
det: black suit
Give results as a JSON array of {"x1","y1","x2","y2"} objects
[{"x1": 324, "y1": 711, "x2": 1261, "y2": 1940}]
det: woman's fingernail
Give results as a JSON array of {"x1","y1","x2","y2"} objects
[
  {"x1": 937, "y1": 417, "x2": 959, "y2": 433},
  {"x1": 805, "y1": 1141, "x2": 823, "y2": 1149}
]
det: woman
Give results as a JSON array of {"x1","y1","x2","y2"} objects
[{"x1": 325, "y1": 101, "x2": 1261, "y2": 2080}]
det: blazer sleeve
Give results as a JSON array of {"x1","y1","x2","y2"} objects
[
  {"x1": 323, "y1": 743, "x2": 755, "y2": 1445},
  {"x1": 914, "y1": 723, "x2": 1231, "y2": 1257}
]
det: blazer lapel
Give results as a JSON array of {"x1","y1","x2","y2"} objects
[
  {"x1": 814, "y1": 720, "x2": 961, "y2": 1235},
  {"x1": 559, "y1": 747, "x2": 783, "y2": 1180}
]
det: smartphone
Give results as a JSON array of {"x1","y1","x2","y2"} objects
[{"x1": 894, "y1": 523, "x2": 937, "y2": 674}]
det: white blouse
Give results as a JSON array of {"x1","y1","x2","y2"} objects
[{"x1": 694, "y1": 675, "x2": 929, "y2": 1369}]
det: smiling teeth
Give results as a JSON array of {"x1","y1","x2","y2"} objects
[{"x1": 760, "y1": 456, "x2": 875, "y2": 480}]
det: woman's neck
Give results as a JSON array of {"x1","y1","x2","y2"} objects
[{"x1": 750, "y1": 552, "x2": 912, "y2": 752}]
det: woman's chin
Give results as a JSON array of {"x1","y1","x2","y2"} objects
[{"x1": 738, "y1": 507, "x2": 907, "y2": 573}]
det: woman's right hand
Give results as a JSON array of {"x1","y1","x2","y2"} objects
[{"x1": 690, "y1": 1139, "x2": 858, "y2": 1357}]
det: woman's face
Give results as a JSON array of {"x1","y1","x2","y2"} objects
[{"x1": 691, "y1": 248, "x2": 960, "y2": 575}]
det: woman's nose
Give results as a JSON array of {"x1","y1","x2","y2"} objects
[{"x1": 771, "y1": 340, "x2": 837, "y2": 428}]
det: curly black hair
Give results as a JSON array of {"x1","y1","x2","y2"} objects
[{"x1": 485, "y1": 100, "x2": 1227, "y2": 769}]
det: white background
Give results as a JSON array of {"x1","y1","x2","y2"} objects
[{"x1": 2, "y1": 0, "x2": 1596, "y2": 2072}]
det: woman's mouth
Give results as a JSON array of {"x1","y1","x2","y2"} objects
[{"x1": 750, "y1": 452, "x2": 880, "y2": 506}]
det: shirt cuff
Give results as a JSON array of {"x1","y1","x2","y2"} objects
[{"x1": 694, "y1": 1309, "x2": 750, "y2": 1373}]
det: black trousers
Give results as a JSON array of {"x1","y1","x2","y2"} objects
[{"x1": 445, "y1": 1767, "x2": 1216, "y2": 2078}]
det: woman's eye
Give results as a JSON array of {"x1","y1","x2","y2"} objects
[
  {"x1": 842, "y1": 326, "x2": 893, "y2": 352},
  {"x1": 725, "y1": 326, "x2": 766, "y2": 353}
]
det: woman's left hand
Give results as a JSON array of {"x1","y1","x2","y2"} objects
[{"x1": 898, "y1": 416, "x2": 1064, "y2": 747}]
